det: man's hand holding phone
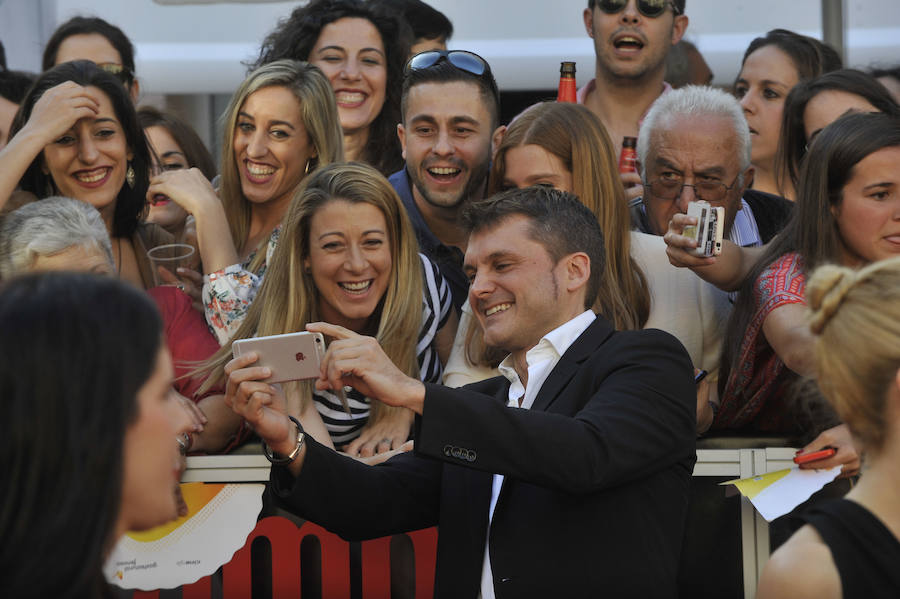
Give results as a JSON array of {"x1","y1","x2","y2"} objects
[{"x1": 306, "y1": 322, "x2": 426, "y2": 415}]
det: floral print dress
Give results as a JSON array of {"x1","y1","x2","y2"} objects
[{"x1": 202, "y1": 226, "x2": 280, "y2": 345}]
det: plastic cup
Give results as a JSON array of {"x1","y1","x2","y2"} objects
[{"x1": 147, "y1": 243, "x2": 196, "y2": 288}]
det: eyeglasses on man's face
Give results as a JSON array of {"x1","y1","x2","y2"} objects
[{"x1": 644, "y1": 173, "x2": 739, "y2": 204}]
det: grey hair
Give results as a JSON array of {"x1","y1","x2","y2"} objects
[
  {"x1": 637, "y1": 85, "x2": 752, "y2": 183},
  {"x1": 0, "y1": 197, "x2": 114, "y2": 277}
]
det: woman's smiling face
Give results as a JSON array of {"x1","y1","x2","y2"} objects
[
  {"x1": 309, "y1": 17, "x2": 387, "y2": 136},
  {"x1": 305, "y1": 199, "x2": 392, "y2": 333},
  {"x1": 41, "y1": 86, "x2": 131, "y2": 221},
  {"x1": 232, "y1": 85, "x2": 316, "y2": 209}
]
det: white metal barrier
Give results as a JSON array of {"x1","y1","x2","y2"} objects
[{"x1": 183, "y1": 446, "x2": 799, "y2": 599}]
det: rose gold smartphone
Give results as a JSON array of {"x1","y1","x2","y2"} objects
[{"x1": 232, "y1": 332, "x2": 325, "y2": 383}]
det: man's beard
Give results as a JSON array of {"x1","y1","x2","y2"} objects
[{"x1": 410, "y1": 156, "x2": 491, "y2": 210}]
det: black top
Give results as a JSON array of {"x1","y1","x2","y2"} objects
[
  {"x1": 389, "y1": 168, "x2": 468, "y2": 312},
  {"x1": 803, "y1": 498, "x2": 900, "y2": 599},
  {"x1": 742, "y1": 188, "x2": 792, "y2": 244}
]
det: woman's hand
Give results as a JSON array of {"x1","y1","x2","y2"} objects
[
  {"x1": 0, "y1": 82, "x2": 102, "y2": 208},
  {"x1": 147, "y1": 168, "x2": 220, "y2": 217},
  {"x1": 664, "y1": 212, "x2": 717, "y2": 269},
  {"x1": 172, "y1": 390, "x2": 207, "y2": 435},
  {"x1": 355, "y1": 440, "x2": 414, "y2": 465},
  {"x1": 665, "y1": 213, "x2": 767, "y2": 292},
  {"x1": 148, "y1": 168, "x2": 239, "y2": 274},
  {"x1": 224, "y1": 352, "x2": 295, "y2": 456},
  {"x1": 156, "y1": 265, "x2": 204, "y2": 311},
  {"x1": 21, "y1": 81, "x2": 101, "y2": 147},
  {"x1": 343, "y1": 409, "x2": 414, "y2": 458},
  {"x1": 796, "y1": 424, "x2": 861, "y2": 478}
]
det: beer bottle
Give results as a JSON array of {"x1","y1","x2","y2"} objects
[
  {"x1": 618, "y1": 136, "x2": 638, "y2": 174},
  {"x1": 557, "y1": 62, "x2": 577, "y2": 103}
]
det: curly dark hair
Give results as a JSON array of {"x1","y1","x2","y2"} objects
[{"x1": 254, "y1": 0, "x2": 411, "y2": 175}]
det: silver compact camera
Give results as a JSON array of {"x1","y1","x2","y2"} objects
[{"x1": 683, "y1": 201, "x2": 724, "y2": 257}]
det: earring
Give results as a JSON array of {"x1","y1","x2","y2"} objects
[
  {"x1": 45, "y1": 179, "x2": 55, "y2": 198},
  {"x1": 126, "y1": 163, "x2": 136, "y2": 189},
  {"x1": 304, "y1": 159, "x2": 311, "y2": 176}
]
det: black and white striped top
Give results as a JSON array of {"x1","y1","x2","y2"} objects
[{"x1": 313, "y1": 253, "x2": 453, "y2": 446}]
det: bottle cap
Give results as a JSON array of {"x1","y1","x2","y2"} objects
[{"x1": 560, "y1": 61, "x2": 576, "y2": 76}]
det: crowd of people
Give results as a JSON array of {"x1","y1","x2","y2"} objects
[{"x1": 1, "y1": 0, "x2": 899, "y2": 597}]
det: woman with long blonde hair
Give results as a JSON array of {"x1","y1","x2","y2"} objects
[
  {"x1": 149, "y1": 59, "x2": 344, "y2": 343},
  {"x1": 200, "y1": 162, "x2": 456, "y2": 457}
]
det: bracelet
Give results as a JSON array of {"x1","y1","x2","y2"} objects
[{"x1": 263, "y1": 416, "x2": 305, "y2": 465}]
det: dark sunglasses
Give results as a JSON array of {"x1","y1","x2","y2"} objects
[
  {"x1": 594, "y1": 0, "x2": 681, "y2": 18},
  {"x1": 405, "y1": 50, "x2": 490, "y2": 77},
  {"x1": 405, "y1": 49, "x2": 500, "y2": 106}
]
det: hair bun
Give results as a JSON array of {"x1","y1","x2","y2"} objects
[{"x1": 807, "y1": 264, "x2": 857, "y2": 334}]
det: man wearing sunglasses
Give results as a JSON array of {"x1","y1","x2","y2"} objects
[
  {"x1": 389, "y1": 50, "x2": 505, "y2": 312},
  {"x1": 582, "y1": 0, "x2": 688, "y2": 198}
]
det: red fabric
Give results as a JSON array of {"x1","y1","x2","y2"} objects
[
  {"x1": 148, "y1": 286, "x2": 221, "y2": 401},
  {"x1": 715, "y1": 252, "x2": 806, "y2": 432}
]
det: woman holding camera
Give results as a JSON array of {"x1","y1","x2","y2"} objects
[
  {"x1": 200, "y1": 162, "x2": 455, "y2": 457},
  {"x1": 707, "y1": 112, "x2": 900, "y2": 473}
]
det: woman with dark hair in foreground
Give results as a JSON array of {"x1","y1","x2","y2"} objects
[{"x1": 0, "y1": 272, "x2": 190, "y2": 598}]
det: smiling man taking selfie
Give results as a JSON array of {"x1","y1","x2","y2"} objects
[{"x1": 226, "y1": 187, "x2": 696, "y2": 598}]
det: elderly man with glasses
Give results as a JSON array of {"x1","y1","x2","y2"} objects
[{"x1": 633, "y1": 85, "x2": 792, "y2": 248}]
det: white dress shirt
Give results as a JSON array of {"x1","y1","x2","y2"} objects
[{"x1": 478, "y1": 310, "x2": 597, "y2": 599}]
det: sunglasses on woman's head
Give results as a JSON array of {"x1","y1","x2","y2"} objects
[
  {"x1": 96, "y1": 62, "x2": 133, "y2": 87},
  {"x1": 594, "y1": 0, "x2": 681, "y2": 18}
]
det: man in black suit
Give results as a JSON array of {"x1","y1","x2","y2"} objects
[{"x1": 226, "y1": 186, "x2": 696, "y2": 598}]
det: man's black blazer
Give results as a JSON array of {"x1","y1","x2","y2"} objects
[{"x1": 270, "y1": 315, "x2": 697, "y2": 598}]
